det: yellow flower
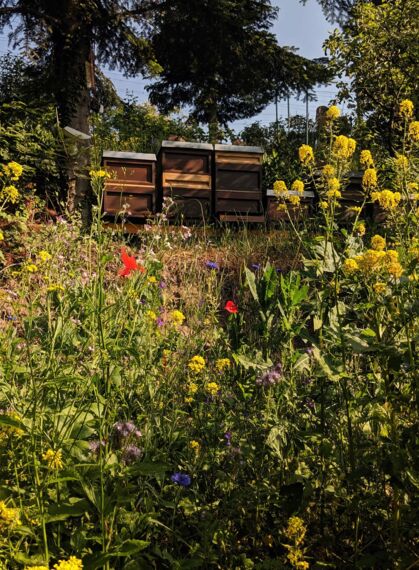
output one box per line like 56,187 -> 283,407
326,188 -> 341,200
288,194 -> 301,206
354,250 -> 386,273
188,355 -> 206,374
371,235 -> 386,251
171,310 -> 185,326
284,516 -> 307,546
38,250 -> 52,263
322,164 -> 335,178
407,182 -> 418,193
2,184 -> 20,203
333,135 -> 356,159
89,169 -> 110,179
215,358 -> 231,372
42,449 -> 64,470
0,230 -> 3,241
273,180 -> 288,197
147,276 -> 157,284
327,177 -> 341,192
399,99 -> 414,119
360,150 -> 374,169
145,310 -> 157,323
277,203 -> 287,212
53,557 -> 83,570
4,161 -> 23,180
0,500 -> 21,531
319,201 -> 328,209
24,263 -> 38,273
184,397 -> 194,404
408,121 -> 419,142
387,261 -> 403,279
395,154 -> 408,171
291,180 -> 304,193
348,206 -> 362,214
343,258 -> 359,273
373,282 -> 386,294
298,144 -> 314,165
47,284 -> 65,293
371,190 -> 401,210
206,382 -> 220,396
325,105 -> 341,120
355,222 -> 366,236
189,440 -> 200,453
362,168 -> 377,189
0,411 -> 24,439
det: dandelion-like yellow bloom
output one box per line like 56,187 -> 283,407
395,154 -> 408,171
188,355 -> 206,374
206,382 -> 220,396
0,500 -> 21,531
360,150 -> 374,169
343,258 -> 359,273
291,180 -> 304,193
215,358 -> 231,372
171,310 -> 185,326
355,222 -> 366,236
147,276 -> 157,284
362,168 -> 377,189
325,105 -> 341,120
399,99 -> 414,119
371,190 -> 401,210
288,194 -> 301,206
273,180 -> 288,197
322,164 -> 335,179
42,449 -> 64,470
53,557 -> 83,570
38,250 -> 52,263
2,184 -> 20,203
373,282 -> 386,294
371,235 -> 386,251
4,161 -> 23,181
333,135 -> 356,159
89,169 -> 110,179
189,440 -> 200,453
319,201 -> 328,209
298,144 -> 314,166
408,121 -> 419,142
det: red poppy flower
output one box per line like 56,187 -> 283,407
225,300 -> 238,314
118,248 -> 146,277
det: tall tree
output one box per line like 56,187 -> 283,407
0,0 -> 159,214
147,0 -> 328,142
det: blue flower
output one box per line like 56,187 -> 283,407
205,261 -> 219,270
171,472 -> 191,487
251,263 -> 261,271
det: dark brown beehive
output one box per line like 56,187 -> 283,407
102,151 -> 156,219
158,141 -> 213,222
213,144 -> 265,222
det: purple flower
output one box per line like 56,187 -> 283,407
256,362 -> 283,387
114,421 -> 137,437
305,346 -> 314,356
205,261 -> 219,270
251,263 -> 261,271
157,317 -> 164,327
89,440 -> 106,454
159,281 -> 166,289
171,472 -> 191,487
224,432 -> 232,446
122,444 -> 142,463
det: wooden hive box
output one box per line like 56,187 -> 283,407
214,144 -> 264,222
158,141 -> 213,222
266,189 -> 315,222
102,151 -> 156,219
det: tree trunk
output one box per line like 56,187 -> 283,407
208,99 -> 219,144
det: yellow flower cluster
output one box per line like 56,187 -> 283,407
408,121 -> 419,142
38,250 -> 52,263
171,310 -> 185,326
1,184 -> 20,203
395,154 -> 408,171
145,310 -> 157,323
273,180 -> 288,197
325,105 -> 341,120
399,99 -> 414,119
291,180 -> 304,193
332,135 -> 356,159
53,557 -> 83,570
0,500 -> 21,531
362,168 -> 377,189
371,190 -> 401,210
283,516 -> 309,570
215,358 -> 231,372
319,201 -> 328,210
322,164 -> 335,178
345,249 -> 403,279
288,195 -> 301,206
24,263 -> 38,273
89,169 -> 110,179
298,144 -> 314,166
371,235 -> 386,251
373,282 -> 386,294
355,222 -> 366,236
0,410 -> 23,441
188,355 -> 206,374
206,382 -> 220,396
348,206 -> 362,214
47,284 -> 65,293
189,440 -> 200,453
360,150 -> 374,169
3,161 -> 23,180
343,258 -> 359,273
42,449 -> 64,470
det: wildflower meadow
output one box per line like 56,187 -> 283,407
0,96 -> 417,570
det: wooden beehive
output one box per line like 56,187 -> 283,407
266,189 -> 315,222
214,144 -> 264,222
102,151 -> 156,219
158,141 -> 213,221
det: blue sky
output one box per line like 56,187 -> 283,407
0,0 -> 340,129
